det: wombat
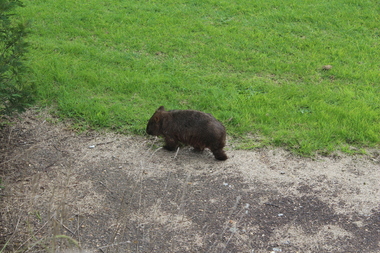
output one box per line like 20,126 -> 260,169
146,106 -> 228,160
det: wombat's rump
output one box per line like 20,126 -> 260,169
146,106 -> 228,160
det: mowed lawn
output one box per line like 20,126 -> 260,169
18,0 -> 380,155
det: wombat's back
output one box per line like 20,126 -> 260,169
169,109 -> 220,128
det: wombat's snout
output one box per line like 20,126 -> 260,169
146,129 -> 153,135
146,120 -> 157,136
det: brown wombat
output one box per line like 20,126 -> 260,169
146,106 -> 228,160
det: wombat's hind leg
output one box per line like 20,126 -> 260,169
212,149 -> 228,161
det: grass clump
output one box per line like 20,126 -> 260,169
17,0 -> 380,155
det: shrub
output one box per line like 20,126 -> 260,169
0,0 -> 34,116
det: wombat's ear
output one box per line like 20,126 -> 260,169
157,106 -> 165,112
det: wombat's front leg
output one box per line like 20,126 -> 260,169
163,136 -> 178,151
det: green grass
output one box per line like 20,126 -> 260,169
18,0 -> 380,155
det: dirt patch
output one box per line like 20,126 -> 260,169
1,109 -> 379,252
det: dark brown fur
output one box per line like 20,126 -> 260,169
146,106 -> 228,160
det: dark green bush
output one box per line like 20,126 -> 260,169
0,0 -> 34,116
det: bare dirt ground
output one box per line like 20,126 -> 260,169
1,109 -> 379,253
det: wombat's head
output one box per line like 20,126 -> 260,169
146,106 -> 165,136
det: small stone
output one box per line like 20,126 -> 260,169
229,227 -> 238,233
322,65 -> 333,70
88,145 -> 95,149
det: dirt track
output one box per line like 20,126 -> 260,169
1,110 -> 379,252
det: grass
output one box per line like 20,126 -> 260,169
17,0 -> 380,155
